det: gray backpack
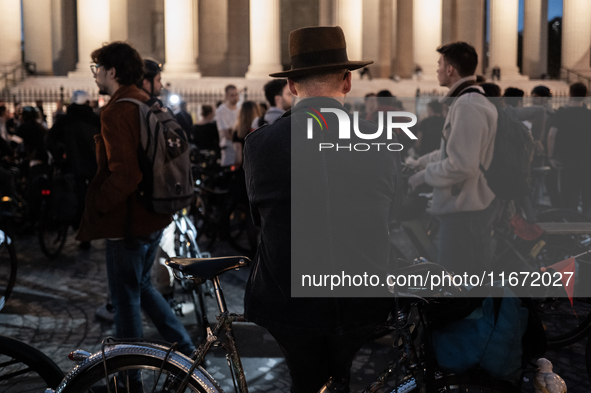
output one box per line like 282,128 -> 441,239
117,98 -> 194,214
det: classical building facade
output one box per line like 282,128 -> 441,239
0,0 -> 589,80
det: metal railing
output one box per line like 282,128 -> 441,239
0,85 -> 266,129
561,67 -> 591,91
0,63 -> 27,93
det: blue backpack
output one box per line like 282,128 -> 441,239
431,287 -> 538,382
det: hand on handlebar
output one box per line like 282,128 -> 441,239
404,156 -> 420,168
408,169 -> 426,191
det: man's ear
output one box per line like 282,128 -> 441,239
106,67 -> 117,81
142,78 -> 151,92
447,64 -> 455,77
288,79 -> 298,97
342,71 -> 352,95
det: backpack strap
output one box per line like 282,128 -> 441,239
457,87 -> 485,98
115,98 -> 145,106
456,88 -> 491,176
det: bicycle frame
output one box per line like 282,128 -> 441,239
174,275 -> 249,393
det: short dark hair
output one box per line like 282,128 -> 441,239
503,87 -> 524,98
480,83 -> 501,97
263,79 -> 288,106
201,105 -> 213,118
570,82 -> 587,98
531,85 -> 551,97
427,100 -> 443,115
224,85 -> 237,94
91,42 -> 144,86
436,42 -> 478,77
376,90 -> 394,98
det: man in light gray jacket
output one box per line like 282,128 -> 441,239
409,42 -> 498,275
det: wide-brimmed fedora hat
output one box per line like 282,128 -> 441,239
269,26 -> 373,78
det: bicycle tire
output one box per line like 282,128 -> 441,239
53,342 -> 222,393
0,229 -> 17,311
585,332 -> 591,383
527,237 -> 591,348
38,202 -> 68,260
0,334 -> 65,392
432,372 -> 521,392
382,371 -> 520,393
536,297 -> 591,349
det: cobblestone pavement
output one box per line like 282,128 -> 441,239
0,227 -> 589,392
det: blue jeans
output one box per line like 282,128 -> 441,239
105,230 -> 195,356
437,200 -> 499,276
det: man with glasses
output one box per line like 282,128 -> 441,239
77,41 -> 194,391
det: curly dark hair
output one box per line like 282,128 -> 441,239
91,42 -> 145,86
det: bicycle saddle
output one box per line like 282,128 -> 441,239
166,256 -> 250,279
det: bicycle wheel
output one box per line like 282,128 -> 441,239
432,372 -> 521,392
531,238 -> 591,348
382,371 -> 519,393
536,297 -> 591,349
53,342 -> 222,393
38,202 -> 68,260
0,229 -> 17,311
0,335 -> 64,392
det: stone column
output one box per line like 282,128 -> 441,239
362,0 -> 379,76
109,0 -> 128,42
334,0 -> 363,62
378,0 -> 395,78
455,0 -> 484,75
441,0 -> 456,46
164,0 -> 200,75
488,0 -> 523,79
523,0 -> 548,78
245,0 -> 281,79
22,0 -> 53,75
0,0 -> 23,67
71,0 -> 110,76
394,0 -> 413,78
561,0 -> 591,72
413,0 -> 442,78
319,0 -> 334,25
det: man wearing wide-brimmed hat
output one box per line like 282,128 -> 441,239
243,26 -> 403,392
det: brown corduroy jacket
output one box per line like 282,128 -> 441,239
76,85 -> 171,241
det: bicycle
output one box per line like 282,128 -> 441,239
48,257 -> 530,393
0,334 -> 64,392
2,161 -> 69,260
161,209 -> 214,343
36,168 -> 71,260
0,215 -> 17,312
192,155 -> 257,256
392,167 -> 591,349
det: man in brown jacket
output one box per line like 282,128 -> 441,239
76,43 -> 194,385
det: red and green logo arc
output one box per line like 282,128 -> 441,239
304,106 -> 329,130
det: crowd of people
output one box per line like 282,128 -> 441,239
1,27 -> 590,393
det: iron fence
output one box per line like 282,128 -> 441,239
0,85 -> 266,129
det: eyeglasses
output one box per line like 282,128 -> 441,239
90,64 -> 102,76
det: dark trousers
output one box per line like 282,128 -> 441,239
437,200 -> 499,275
267,326 -> 376,393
